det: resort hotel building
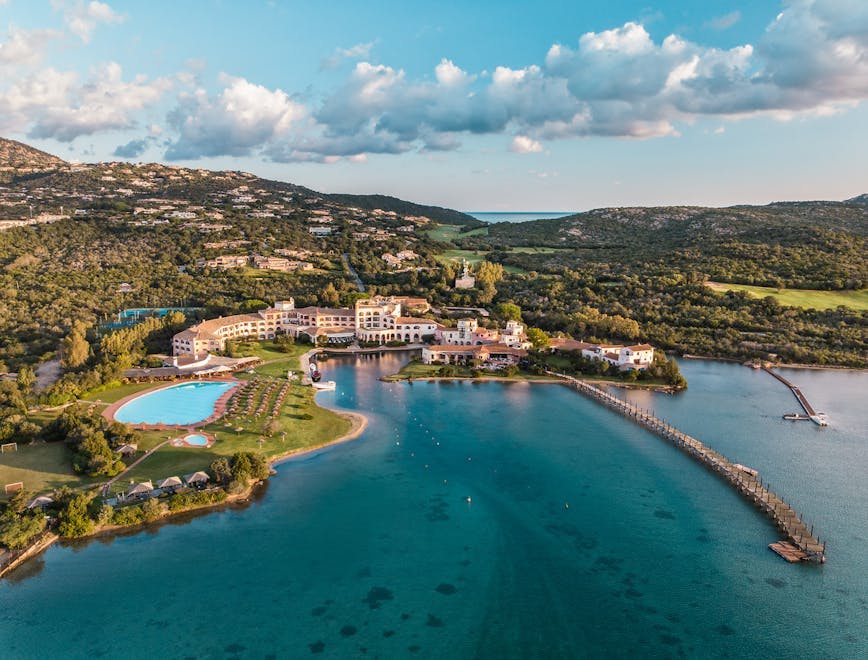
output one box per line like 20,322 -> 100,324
172,296 -> 435,356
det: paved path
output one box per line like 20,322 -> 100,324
342,252 -> 365,292
102,439 -> 171,496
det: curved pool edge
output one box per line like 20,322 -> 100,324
101,378 -> 240,429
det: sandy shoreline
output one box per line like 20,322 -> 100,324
270,410 -> 368,467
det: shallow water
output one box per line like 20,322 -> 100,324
1,356 -> 865,658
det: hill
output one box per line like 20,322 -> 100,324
485,202 -> 868,249
0,138 -> 66,182
324,193 -> 484,227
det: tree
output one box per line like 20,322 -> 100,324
320,282 -> 340,306
493,302 -> 522,322
0,510 -> 46,550
526,327 -> 551,349
230,452 -> 253,483
57,493 -> 95,538
62,322 -> 90,369
141,499 -> 163,522
16,365 -> 35,397
210,457 -> 232,485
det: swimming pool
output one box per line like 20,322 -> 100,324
183,434 -> 209,446
114,381 -> 237,426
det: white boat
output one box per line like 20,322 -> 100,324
312,380 -> 336,391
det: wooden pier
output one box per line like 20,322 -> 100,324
762,367 -> 826,424
548,372 -> 826,564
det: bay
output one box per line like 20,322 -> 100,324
0,356 -> 865,658
465,212 -> 573,223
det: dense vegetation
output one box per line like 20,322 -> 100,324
324,193 -> 485,227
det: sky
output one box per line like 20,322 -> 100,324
1,0 -> 867,211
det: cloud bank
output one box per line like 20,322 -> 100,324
2,0 -> 867,164
160,0 -> 868,162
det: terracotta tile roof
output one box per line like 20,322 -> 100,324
626,344 -> 654,351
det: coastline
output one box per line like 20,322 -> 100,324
381,373 -> 677,392
1,389 -> 369,581
682,354 -> 867,371
270,410 -> 368,467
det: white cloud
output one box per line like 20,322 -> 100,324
321,41 -> 376,70
165,74 -> 306,159
435,58 -> 473,87
0,63 -> 173,140
53,0 -> 124,43
510,135 -> 543,153
146,0 -> 868,161
705,11 -> 742,31
0,26 -> 61,68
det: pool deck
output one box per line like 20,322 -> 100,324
102,378 -> 240,430
171,431 -> 217,448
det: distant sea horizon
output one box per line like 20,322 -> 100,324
465,211 -> 574,223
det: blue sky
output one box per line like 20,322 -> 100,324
1,1 -> 866,210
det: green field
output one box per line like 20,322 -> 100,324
707,282 -> 868,311
434,249 -> 526,275
426,224 -> 488,242
0,442 -> 96,496
508,246 -> 572,254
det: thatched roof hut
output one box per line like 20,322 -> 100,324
157,476 -> 183,490
183,471 -> 209,486
126,481 -> 154,497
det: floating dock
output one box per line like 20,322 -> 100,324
548,372 -> 826,564
763,367 -> 828,425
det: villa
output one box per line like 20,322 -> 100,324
421,343 -> 527,369
549,337 -> 655,370
436,318 -> 531,350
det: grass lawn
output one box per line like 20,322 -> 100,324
81,381 -> 164,404
508,246 -> 572,254
0,442 -> 95,498
707,282 -> 868,311
434,249 -> 526,274
426,224 -> 488,242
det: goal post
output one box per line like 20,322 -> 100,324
4,482 -> 24,495
0,442 -> 17,454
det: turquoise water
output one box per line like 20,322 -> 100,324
466,211 -> 574,223
184,434 -> 209,446
113,381 -> 236,426
1,356 -> 865,658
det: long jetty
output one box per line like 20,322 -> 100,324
548,372 -> 826,563
762,367 -> 818,418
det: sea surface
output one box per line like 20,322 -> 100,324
1,356 -> 866,658
466,211 -> 573,223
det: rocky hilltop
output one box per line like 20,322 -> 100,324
0,138 -> 67,182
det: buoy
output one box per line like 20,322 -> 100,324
466,497 -> 472,503
565,503 -> 570,509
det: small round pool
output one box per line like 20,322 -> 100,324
184,434 -> 209,446
114,381 -> 237,426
